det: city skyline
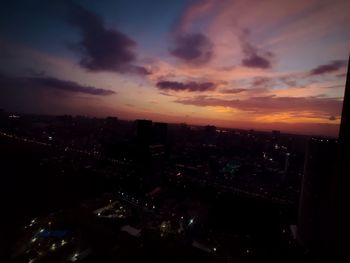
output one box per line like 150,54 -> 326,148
1,0 -> 349,137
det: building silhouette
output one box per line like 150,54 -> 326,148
297,137 -> 337,253
334,55 -> 350,259
297,56 -> 349,259
153,122 -> 168,145
134,120 -> 168,193
136,119 -> 152,146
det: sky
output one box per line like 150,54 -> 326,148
0,0 -> 349,137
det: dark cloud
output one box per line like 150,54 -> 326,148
175,95 -> 342,116
220,88 -> 247,94
309,60 -> 347,76
170,33 -> 213,64
239,29 -> 274,69
242,53 -> 272,69
65,0 -> 149,74
156,80 -> 216,92
329,115 -> 336,121
0,73 -> 115,96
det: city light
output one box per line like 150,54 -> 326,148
51,243 -> 56,251
71,253 -> 80,262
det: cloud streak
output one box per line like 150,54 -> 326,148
220,88 -> 247,94
0,73 -> 116,96
309,60 -> 347,76
156,80 -> 216,92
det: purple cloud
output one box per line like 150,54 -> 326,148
239,28 -> 274,69
156,80 -> 216,92
310,60 -> 347,76
0,73 -> 115,96
242,53 -> 272,69
65,0 -> 149,74
170,33 -> 213,64
220,88 -> 247,94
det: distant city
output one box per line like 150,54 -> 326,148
1,82 -> 347,263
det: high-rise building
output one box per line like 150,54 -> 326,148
136,119 -> 152,146
272,130 -> 281,141
297,137 -> 337,253
204,125 -> 216,144
333,56 -> 349,259
297,56 -> 349,259
134,120 -> 168,193
153,122 -> 168,145
284,152 -> 290,174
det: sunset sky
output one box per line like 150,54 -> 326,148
0,0 -> 349,136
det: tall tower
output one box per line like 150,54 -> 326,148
284,152 -> 290,174
334,55 -> 350,259
134,120 -> 167,193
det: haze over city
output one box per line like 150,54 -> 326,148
1,0 -> 349,136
